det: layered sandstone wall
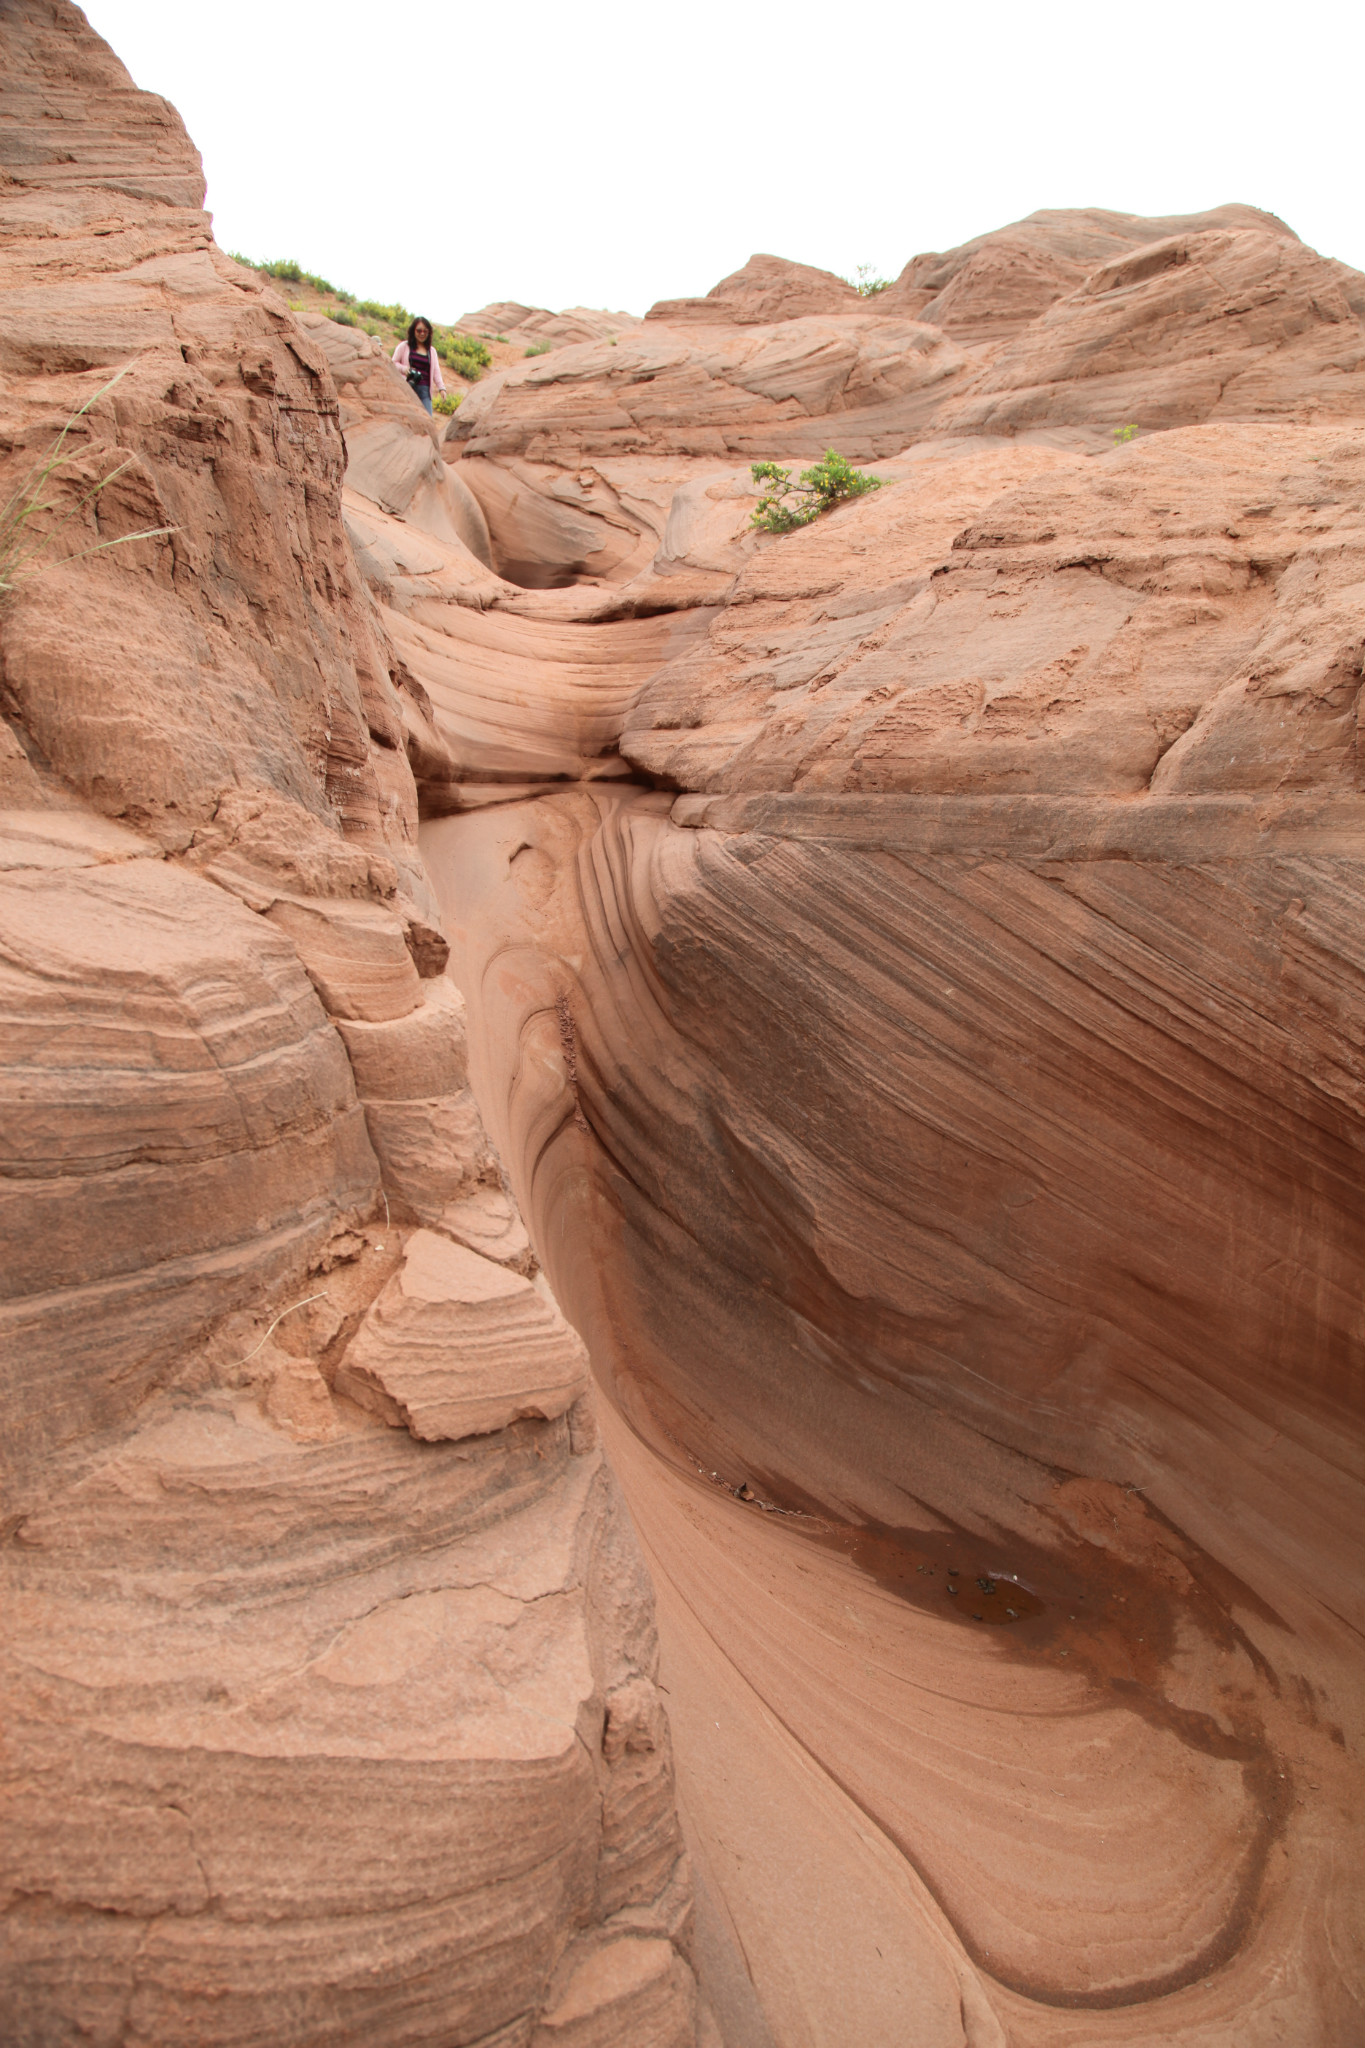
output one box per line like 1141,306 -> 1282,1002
391,186 -> 1360,2048
0,5 -> 701,2043
4,1 -> 1363,2042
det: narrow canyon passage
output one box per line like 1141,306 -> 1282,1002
394,280 -> 1365,2041
421,773 -> 1362,2047
4,26 -> 1361,2029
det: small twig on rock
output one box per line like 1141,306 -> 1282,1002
236,1292 -> 331,1368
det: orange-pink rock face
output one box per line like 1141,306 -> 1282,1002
0,6 -> 701,2045
3,2 -> 1364,2044
414,203 -> 1363,2048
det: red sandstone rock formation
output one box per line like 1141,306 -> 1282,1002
4,3 -> 1363,2044
876,204 -> 1301,339
647,252 -> 865,328
454,301 -> 645,352
414,196 -> 1362,2048
0,6 -> 702,2044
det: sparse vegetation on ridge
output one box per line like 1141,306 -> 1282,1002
237,255 -> 354,300
848,263 -> 892,297
228,254 -> 493,381
750,449 -> 884,534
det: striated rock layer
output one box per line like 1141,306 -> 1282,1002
4,3 -> 1363,2044
409,209 -> 1363,2048
0,6 -> 701,2045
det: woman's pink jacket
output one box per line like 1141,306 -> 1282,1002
391,340 -> 447,393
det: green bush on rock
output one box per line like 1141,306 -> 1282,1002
436,331 -> 492,379
750,449 -> 883,534
850,263 -> 892,297
355,297 -> 410,328
231,255 -> 354,302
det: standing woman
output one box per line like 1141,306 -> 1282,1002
392,317 -> 446,414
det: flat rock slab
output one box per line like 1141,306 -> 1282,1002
336,1228 -> 588,1440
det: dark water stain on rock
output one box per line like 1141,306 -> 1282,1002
686,1454 -> 1300,2008
820,1521 -> 1046,1626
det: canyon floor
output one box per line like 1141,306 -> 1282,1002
2,5 -> 1363,2045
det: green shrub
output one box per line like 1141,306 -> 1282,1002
524,340 -> 552,358
750,449 -> 883,534
849,263 -> 891,297
329,307 -> 356,327
432,390 -> 462,416
356,298 -> 411,328
230,256 -> 360,302
1113,422 -> 1139,445
435,331 -> 492,380
270,259 -> 333,292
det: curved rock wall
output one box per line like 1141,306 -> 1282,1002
411,208 -> 1364,2048
1,6 -> 700,2043
6,2 -> 1363,2042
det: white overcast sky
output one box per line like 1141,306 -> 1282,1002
83,0 -> 1360,323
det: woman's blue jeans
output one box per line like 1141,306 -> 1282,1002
417,387 -> 433,414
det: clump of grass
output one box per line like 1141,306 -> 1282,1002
749,449 -> 883,535
432,391 -> 462,416
848,263 -> 891,297
356,297 -> 411,328
230,254 -> 354,302
0,370 -> 176,609
524,340 -> 552,358
1113,423 -> 1139,444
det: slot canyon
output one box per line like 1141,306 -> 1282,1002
1,4 -> 1362,2044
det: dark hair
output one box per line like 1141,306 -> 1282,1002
406,316 -> 433,350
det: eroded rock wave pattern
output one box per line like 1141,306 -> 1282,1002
3,2 -> 1362,2044
404,151 -> 1358,2048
